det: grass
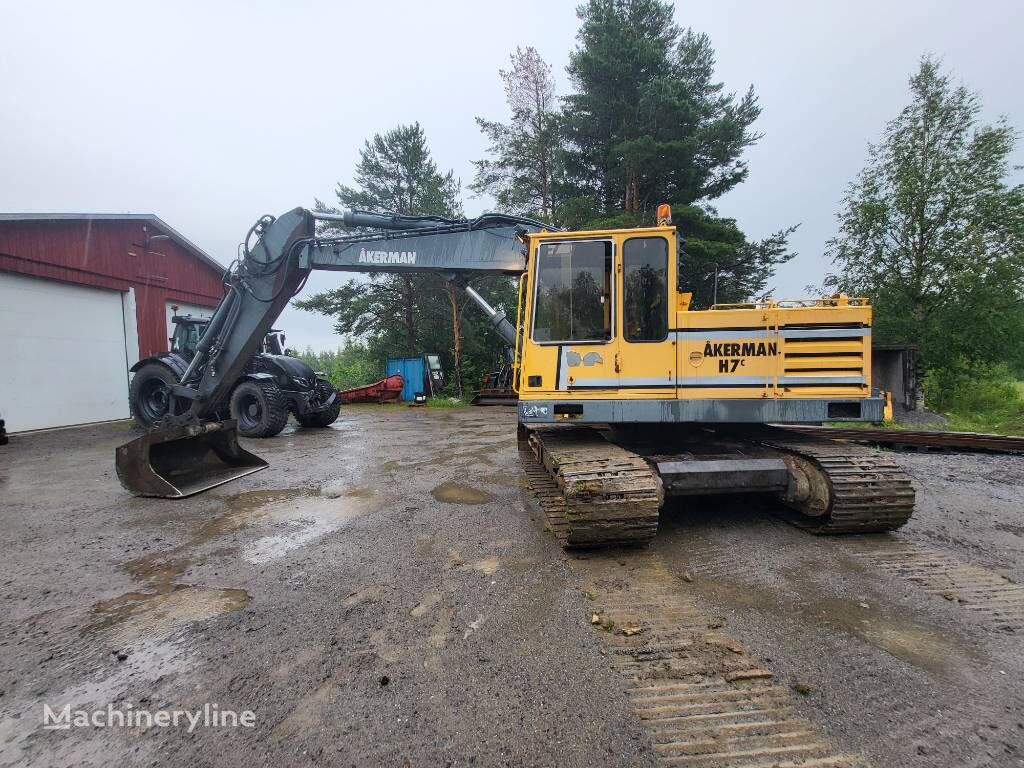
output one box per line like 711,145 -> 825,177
923,366 -> 1024,436
944,408 -> 1024,436
824,419 -> 903,430
828,374 -> 1024,437
425,397 -> 468,409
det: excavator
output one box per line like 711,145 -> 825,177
115,205 -> 915,546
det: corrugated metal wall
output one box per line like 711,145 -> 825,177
386,357 -> 426,400
0,219 -> 224,357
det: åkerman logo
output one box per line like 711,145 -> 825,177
702,341 -> 778,358
358,248 -> 417,265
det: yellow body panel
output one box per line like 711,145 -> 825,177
516,226 -> 872,406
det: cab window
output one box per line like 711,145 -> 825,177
532,240 -> 613,343
623,237 -> 668,342
172,323 -> 202,356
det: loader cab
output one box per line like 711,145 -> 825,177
170,316 -> 209,360
517,223 -> 678,401
263,330 -> 287,356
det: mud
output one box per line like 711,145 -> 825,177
430,480 -> 495,504
87,586 -> 252,639
1,409 -> 1023,767
0,409 -> 650,767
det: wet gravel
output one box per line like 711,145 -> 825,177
0,409 -> 653,768
1,409 -> 1022,767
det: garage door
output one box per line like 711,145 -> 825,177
0,272 -> 131,432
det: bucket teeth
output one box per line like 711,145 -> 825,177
116,420 -> 267,498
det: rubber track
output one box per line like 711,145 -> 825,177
758,435 -> 915,533
519,427 -> 660,548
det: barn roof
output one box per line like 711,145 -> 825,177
0,212 -> 224,275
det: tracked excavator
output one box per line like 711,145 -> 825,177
115,205 -> 914,545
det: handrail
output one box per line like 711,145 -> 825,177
710,296 -> 870,310
512,272 -> 527,394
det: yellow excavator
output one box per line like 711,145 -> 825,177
116,205 -> 914,547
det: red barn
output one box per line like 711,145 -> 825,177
0,213 -> 225,432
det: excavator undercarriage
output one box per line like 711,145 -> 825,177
520,425 -> 914,548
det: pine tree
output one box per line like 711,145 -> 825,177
472,47 -> 560,220
560,0 -> 761,216
297,123 -> 463,381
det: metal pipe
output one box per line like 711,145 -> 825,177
179,286 -> 238,384
464,284 -> 517,347
312,208 -> 445,231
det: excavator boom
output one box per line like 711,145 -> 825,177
116,207 -> 544,497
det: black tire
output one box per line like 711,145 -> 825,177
130,363 -> 179,428
296,398 -> 341,428
229,379 -> 289,438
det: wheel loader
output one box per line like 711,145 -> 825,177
115,205 -> 913,544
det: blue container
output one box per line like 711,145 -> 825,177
385,357 -> 425,401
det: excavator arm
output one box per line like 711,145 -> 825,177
116,207 -> 546,498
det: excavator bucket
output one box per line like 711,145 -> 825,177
115,420 -> 267,498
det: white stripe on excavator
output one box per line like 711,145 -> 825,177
780,375 -> 865,384
564,374 -> 866,388
673,328 -> 871,340
570,377 -> 674,387
782,328 -> 871,339
675,330 -> 772,340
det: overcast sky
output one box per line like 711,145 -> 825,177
3,1 -> 1022,351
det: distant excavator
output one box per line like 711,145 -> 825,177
116,205 -> 914,546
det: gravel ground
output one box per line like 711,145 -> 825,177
1,407 -> 1022,767
1,408 -> 653,768
653,445 -> 1024,768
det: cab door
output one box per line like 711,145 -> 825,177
617,234 -> 675,395
528,238 -> 620,394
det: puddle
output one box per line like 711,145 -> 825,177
237,486 -> 381,564
686,571 -> 971,676
411,592 -> 442,618
465,556 -> 500,575
430,481 -> 494,505
0,638 -> 186,765
197,488 -> 316,543
87,585 -> 250,640
122,551 -> 194,586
